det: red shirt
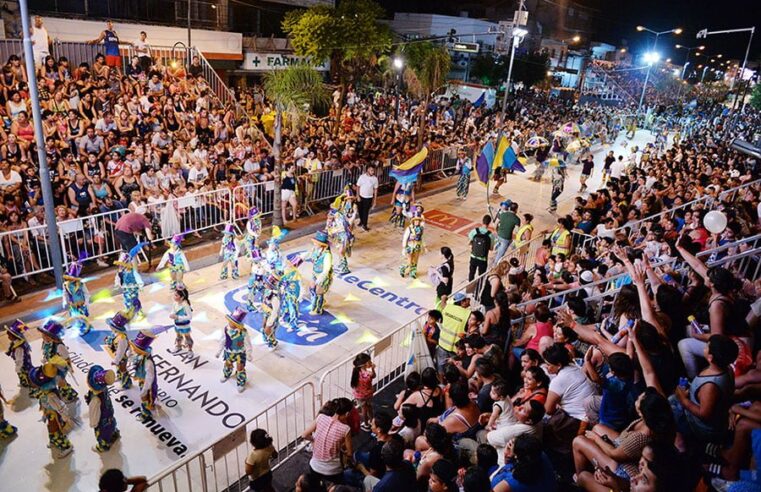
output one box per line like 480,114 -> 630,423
115,212 -> 151,233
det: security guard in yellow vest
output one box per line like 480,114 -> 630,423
435,292 -> 471,375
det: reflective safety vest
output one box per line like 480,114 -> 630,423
551,227 -> 571,256
438,303 -> 470,353
515,223 -> 534,247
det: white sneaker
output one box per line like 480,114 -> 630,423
96,260 -> 109,268
237,385 -> 245,393
220,376 -> 229,383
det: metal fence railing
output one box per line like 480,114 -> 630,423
148,382 -> 317,492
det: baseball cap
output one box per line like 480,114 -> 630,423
500,200 -> 512,208
580,270 -> 594,284
452,292 -> 467,303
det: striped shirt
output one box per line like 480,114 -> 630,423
310,414 -> 350,475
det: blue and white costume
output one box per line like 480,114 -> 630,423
157,234 -> 190,290
216,308 -> 253,393
219,224 -> 240,280
62,259 -> 92,336
114,243 -> 146,317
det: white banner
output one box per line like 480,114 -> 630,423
242,52 -> 330,72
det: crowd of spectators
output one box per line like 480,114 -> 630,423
288,101 -> 761,492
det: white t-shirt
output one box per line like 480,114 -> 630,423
610,160 -> 626,179
188,166 -> 209,184
548,365 -> 595,420
356,173 -> 378,199
0,170 -> 22,187
134,39 -> 151,58
31,26 -> 49,56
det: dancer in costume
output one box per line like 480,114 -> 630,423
389,181 -> 414,229
130,330 -> 158,420
260,273 -> 282,349
280,266 -> 302,332
4,320 -> 33,389
303,230 -> 333,315
455,148 -> 473,200
216,307 -> 253,393
37,320 -> 78,403
62,257 -> 92,335
264,226 -> 288,275
170,286 -> 194,353
114,243 -> 146,317
86,365 -> 120,452
219,224 -> 240,280
0,383 -> 17,439
246,249 -> 266,311
29,363 -> 74,458
157,234 -> 190,289
104,311 -> 133,389
549,163 -> 567,213
327,191 -> 356,275
400,203 -> 425,279
243,206 -> 262,261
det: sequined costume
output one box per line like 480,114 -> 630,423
243,207 -> 263,261
549,165 -> 566,213
29,364 -> 74,458
401,204 -> 425,279
172,300 -> 194,352
303,230 -> 333,315
219,224 -> 240,280
0,384 -> 17,439
157,234 -> 190,290
62,258 -> 92,335
260,274 -> 282,349
130,331 -> 158,420
326,196 -> 355,275
104,311 -> 133,389
4,320 -> 33,389
216,308 -> 253,393
38,320 -> 78,403
280,268 -> 302,332
85,365 -> 120,452
390,182 -> 414,229
455,155 -> 472,199
114,243 -> 147,317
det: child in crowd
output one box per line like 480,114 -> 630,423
423,309 -> 442,358
582,350 -> 637,431
351,353 -> 376,432
245,429 -> 277,492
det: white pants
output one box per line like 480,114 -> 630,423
678,337 -> 706,379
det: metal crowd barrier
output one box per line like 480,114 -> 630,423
231,182 -> 275,224
148,382 -> 317,492
0,221 -> 55,280
57,207 -> 131,267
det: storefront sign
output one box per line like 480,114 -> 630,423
243,52 -> 330,72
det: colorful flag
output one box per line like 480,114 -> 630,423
472,92 -> 485,108
475,141 -> 495,185
493,136 -> 524,172
390,147 -> 428,185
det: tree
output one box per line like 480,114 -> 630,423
511,51 -> 550,89
262,65 -> 329,226
401,41 -> 452,147
750,83 -> 761,111
282,0 -> 392,134
470,53 -> 508,86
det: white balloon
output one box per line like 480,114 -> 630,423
703,210 -> 727,234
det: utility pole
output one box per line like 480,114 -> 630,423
500,0 -> 528,123
187,0 -> 192,48
696,26 -> 755,111
19,0 -> 64,288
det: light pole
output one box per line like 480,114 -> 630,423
19,0 -> 64,288
501,27 -> 528,121
636,25 -> 682,111
187,0 -> 192,48
696,26 -> 755,111
393,56 -> 404,122
675,43 -> 705,79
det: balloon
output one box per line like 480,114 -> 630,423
703,211 -> 727,234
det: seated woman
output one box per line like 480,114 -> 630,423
401,367 -> 444,426
418,380 -> 480,450
572,388 -> 675,486
490,435 -> 558,492
403,423 -> 456,489
512,366 -> 550,407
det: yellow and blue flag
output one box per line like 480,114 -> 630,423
390,147 -> 428,185
493,136 -> 525,172
476,141 -> 495,185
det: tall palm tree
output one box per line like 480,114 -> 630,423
263,65 -> 329,226
402,42 -> 451,148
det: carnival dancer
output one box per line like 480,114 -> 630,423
170,286 -> 194,353
455,148 -> 473,200
243,206 -> 263,261
549,162 -> 567,213
114,243 -> 147,318
327,194 -> 355,275
104,311 -> 133,389
400,203 -> 426,279
246,249 -> 266,311
37,320 -> 78,403
280,265 -> 302,332
216,307 -> 253,393
389,181 -> 414,229
265,226 -> 288,275
62,256 -> 92,335
4,320 -> 33,389
0,383 -> 17,439
260,272 -> 282,349
129,330 -> 158,420
85,365 -> 120,452
219,224 -> 241,280
29,363 -> 75,458
157,233 -> 190,290
302,230 -> 333,315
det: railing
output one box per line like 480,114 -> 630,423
191,47 -> 242,115
148,382 -> 317,492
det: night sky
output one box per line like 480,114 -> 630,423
376,0 -> 759,65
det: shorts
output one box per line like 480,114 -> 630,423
435,346 -> 454,374
281,189 -> 296,201
248,470 -> 272,492
106,55 -> 122,67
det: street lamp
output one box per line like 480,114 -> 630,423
675,44 -> 705,79
636,25 -> 682,111
392,56 -> 404,121
501,27 -> 529,120
571,35 -> 581,43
